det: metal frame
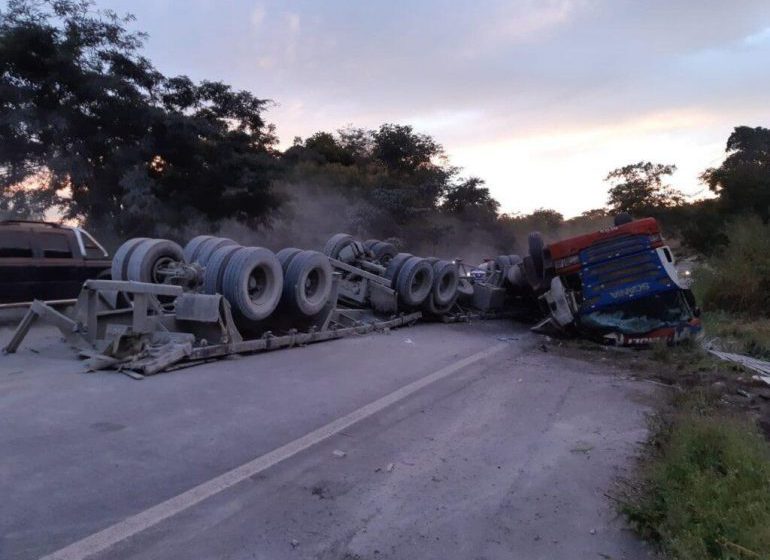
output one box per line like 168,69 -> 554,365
3,278 -> 422,377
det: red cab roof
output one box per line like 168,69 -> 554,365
548,217 -> 660,261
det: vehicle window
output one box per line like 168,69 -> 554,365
0,232 -> 34,258
39,232 -> 73,259
80,230 -> 107,258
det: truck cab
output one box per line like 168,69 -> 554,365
532,217 -> 701,344
0,220 -> 111,304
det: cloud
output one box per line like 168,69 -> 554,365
744,26 -> 770,46
97,0 -> 770,215
250,4 -> 266,27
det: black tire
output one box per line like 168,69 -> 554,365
431,260 -> 459,306
323,233 -> 354,259
370,241 -> 397,264
111,237 -> 150,281
523,255 -> 546,292
363,239 -> 380,251
384,253 -> 413,285
276,247 -> 302,269
457,278 -> 474,302
126,239 -> 185,283
202,244 -> 242,295
425,257 -> 440,265
508,254 -> 523,266
396,257 -> 434,307
614,212 -> 633,226
282,250 -> 333,317
195,237 -> 237,267
423,291 -> 457,316
222,247 -> 283,322
528,232 -> 545,280
183,235 -> 215,264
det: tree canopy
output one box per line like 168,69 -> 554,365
702,126 -> 770,223
605,162 -> 683,215
0,0 -> 281,238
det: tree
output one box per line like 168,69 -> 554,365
0,0 -> 281,238
701,126 -> 770,223
605,162 -> 683,214
442,177 -> 499,218
528,208 -> 564,232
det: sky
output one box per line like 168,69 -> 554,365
98,0 -> 770,217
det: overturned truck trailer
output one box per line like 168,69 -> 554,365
4,232 -> 521,376
2,216 -> 700,376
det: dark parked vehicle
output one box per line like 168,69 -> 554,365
0,220 -> 111,304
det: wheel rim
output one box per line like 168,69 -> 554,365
438,273 -> 452,296
412,269 -> 428,293
304,268 -> 321,301
151,256 -> 175,284
247,266 -> 269,303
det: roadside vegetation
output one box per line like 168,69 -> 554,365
623,393 -> 770,560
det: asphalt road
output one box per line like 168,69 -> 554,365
0,320 -> 658,560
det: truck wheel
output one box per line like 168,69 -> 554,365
111,237 -> 150,281
323,233 -> 354,259
363,239 -> 380,251
528,232 -> 545,280
396,257 -> 434,307
523,254 -> 546,292
384,253 -> 413,285
195,237 -> 237,267
282,250 -> 333,317
183,235 -> 215,264
276,247 -> 302,269
126,239 -> 185,283
425,257 -> 440,265
222,247 -> 283,322
423,292 -> 456,316
202,244 -> 242,295
457,278 -> 474,302
371,241 -> 397,264
431,260 -> 459,306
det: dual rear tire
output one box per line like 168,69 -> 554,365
111,238 -> 184,283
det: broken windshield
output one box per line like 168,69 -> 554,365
579,290 -> 694,335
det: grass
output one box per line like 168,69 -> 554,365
622,393 -> 770,559
702,312 -> 770,361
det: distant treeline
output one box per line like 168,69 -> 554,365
1,1 -> 768,257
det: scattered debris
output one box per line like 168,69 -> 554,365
290,539 -> 299,548
705,347 -> 770,386
386,462 -> 395,472
570,442 -> 594,454
332,449 -> 347,458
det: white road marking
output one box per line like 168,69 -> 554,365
41,342 -> 510,560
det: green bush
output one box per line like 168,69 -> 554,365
693,217 -> 770,316
624,411 -> 770,559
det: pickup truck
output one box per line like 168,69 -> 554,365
0,220 -> 111,304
